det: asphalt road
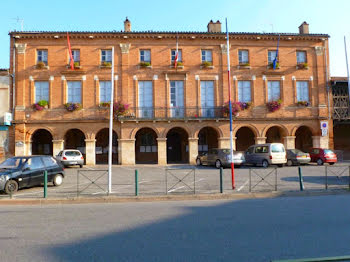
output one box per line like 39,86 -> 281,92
1,195 -> 350,262
1,162 -> 350,198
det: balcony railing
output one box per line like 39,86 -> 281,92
118,107 -> 226,120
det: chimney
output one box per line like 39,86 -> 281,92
298,21 -> 309,34
207,20 -> 222,33
124,17 -> 131,32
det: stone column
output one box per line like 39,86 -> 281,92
15,124 -> 26,156
255,137 -> 267,144
84,139 -> 96,165
188,138 -> 199,165
52,139 -> 64,157
312,136 -> 329,149
218,137 -> 236,150
25,141 -> 32,156
283,136 -> 296,149
157,138 -> 167,165
119,138 -> 135,165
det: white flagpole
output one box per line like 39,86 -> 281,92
108,46 -> 115,194
344,36 -> 350,106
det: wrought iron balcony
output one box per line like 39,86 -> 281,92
117,107 -> 227,120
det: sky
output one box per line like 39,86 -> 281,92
0,0 -> 349,76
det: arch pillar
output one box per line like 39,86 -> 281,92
52,139 -> 64,157
85,139 -> 96,165
188,138 -> 198,165
25,141 -> 32,156
119,138 -> 135,165
157,138 -> 167,165
218,137 -> 236,150
312,136 -> 329,149
283,136 -> 296,149
255,137 -> 267,144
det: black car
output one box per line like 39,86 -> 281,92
0,155 -> 65,194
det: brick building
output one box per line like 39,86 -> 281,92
9,19 -> 332,165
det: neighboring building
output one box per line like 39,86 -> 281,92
0,69 -> 10,161
9,19 -> 332,165
331,77 -> 350,160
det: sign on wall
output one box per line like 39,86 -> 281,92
4,112 -> 12,126
320,121 -> 328,136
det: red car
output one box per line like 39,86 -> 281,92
309,148 -> 337,165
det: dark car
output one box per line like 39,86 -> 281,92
0,155 -> 65,194
309,148 -> 337,165
196,148 -> 245,168
286,149 -> 311,166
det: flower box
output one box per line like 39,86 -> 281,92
36,62 -> 49,70
296,63 -> 309,70
99,102 -> 111,109
238,63 -> 251,69
171,61 -> 184,69
268,62 -> 280,70
100,62 -> 112,68
296,100 -> 310,107
266,100 -> 282,112
237,102 -> 252,110
222,101 -> 241,117
113,101 -> 130,119
33,100 -> 49,111
64,103 -> 82,112
139,62 -> 152,68
200,61 -> 214,69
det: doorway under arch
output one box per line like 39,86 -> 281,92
167,127 -> 189,164
135,128 -> 158,164
236,127 -> 255,151
198,127 -> 218,154
295,126 -> 313,152
64,129 -> 86,160
96,128 -> 118,164
31,129 -> 53,155
266,126 -> 286,144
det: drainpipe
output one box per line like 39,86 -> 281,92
323,39 -> 331,121
12,38 -> 16,114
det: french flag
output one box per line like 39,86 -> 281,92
67,32 -> 74,70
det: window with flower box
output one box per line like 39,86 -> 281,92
101,50 -> 112,63
37,50 -> 48,65
67,81 -> 81,103
99,81 -> 112,103
267,81 -> 280,101
238,81 -> 251,102
201,50 -> 212,62
35,81 -> 49,102
70,50 -> 80,66
140,50 -> 151,62
238,50 -> 249,64
171,49 -> 182,62
268,50 -> 277,64
296,81 -> 309,102
296,51 -> 307,64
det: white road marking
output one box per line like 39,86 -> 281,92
168,178 -> 204,193
237,179 -> 249,192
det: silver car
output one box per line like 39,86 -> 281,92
56,149 -> 84,168
196,148 -> 245,168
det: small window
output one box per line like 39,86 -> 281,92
101,50 -> 112,63
238,50 -> 249,64
64,151 -> 81,156
140,50 -> 151,62
34,81 -> 49,103
268,50 -> 277,64
297,51 -> 307,64
201,50 -> 212,62
296,81 -> 309,102
70,50 -> 80,64
37,50 -> 48,65
26,157 -> 44,170
268,81 -> 281,101
171,50 -> 182,62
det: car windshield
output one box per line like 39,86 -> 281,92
290,149 -> 302,154
0,157 -> 25,168
324,149 -> 334,154
65,151 -> 81,156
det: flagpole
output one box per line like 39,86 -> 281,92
108,46 -> 115,194
344,36 -> 350,114
226,18 -> 235,190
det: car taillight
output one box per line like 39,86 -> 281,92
81,156 -> 84,160
269,156 -> 272,159
63,157 -> 67,160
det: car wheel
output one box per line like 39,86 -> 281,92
329,162 -> 335,165
53,174 -> 63,186
5,180 -> 18,194
317,159 -> 323,166
196,158 -> 201,166
262,160 -> 269,168
287,160 -> 293,166
79,164 -> 83,168
215,160 -> 222,169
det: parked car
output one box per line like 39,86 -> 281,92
286,149 -> 311,166
244,143 -> 287,168
309,148 -> 337,165
196,148 -> 245,168
56,149 -> 84,168
0,155 -> 65,194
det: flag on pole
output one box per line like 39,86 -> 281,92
273,34 -> 280,70
67,32 -> 74,70
174,34 -> 179,69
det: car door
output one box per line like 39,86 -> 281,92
207,149 -> 218,165
244,146 -> 254,164
42,156 -> 60,181
25,157 -> 46,186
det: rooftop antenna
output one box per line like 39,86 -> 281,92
12,17 -> 24,31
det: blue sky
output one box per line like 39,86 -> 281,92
1,0 -> 349,76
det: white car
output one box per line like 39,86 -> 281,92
56,149 -> 84,168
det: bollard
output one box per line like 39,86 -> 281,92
44,170 -> 48,198
298,167 -> 304,191
135,169 -> 138,196
325,166 -> 328,190
220,167 -> 223,193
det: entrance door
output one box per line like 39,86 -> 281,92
167,132 -> 182,162
201,81 -> 214,117
170,81 -> 184,118
138,81 -> 153,118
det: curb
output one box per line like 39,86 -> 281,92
0,190 -> 349,205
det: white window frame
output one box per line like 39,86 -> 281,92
296,81 -> 309,102
67,81 -> 82,103
268,50 -> 277,64
34,81 -> 49,102
267,81 -> 281,101
238,50 -> 249,64
170,81 -> 184,117
101,50 -> 112,63
296,51 -> 307,64
171,49 -> 182,62
138,81 -> 153,118
37,50 -> 48,65
238,81 -> 251,102
201,50 -> 212,62
200,80 -> 215,117
140,50 -> 151,62
99,81 -> 112,103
